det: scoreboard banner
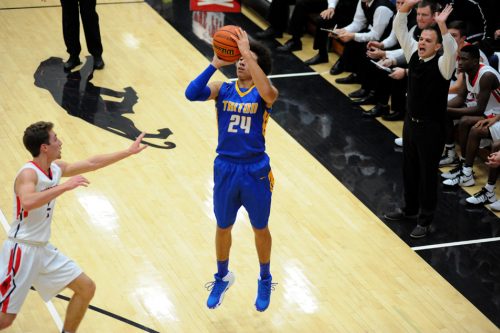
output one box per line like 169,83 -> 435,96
190,0 -> 241,13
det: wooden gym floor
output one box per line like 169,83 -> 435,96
0,0 -> 498,332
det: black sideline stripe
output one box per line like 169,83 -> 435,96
29,287 -> 159,333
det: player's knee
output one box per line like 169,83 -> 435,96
470,125 -> 487,138
216,225 -> 233,234
75,276 -> 96,301
253,225 -> 271,237
0,313 -> 16,330
84,279 -> 96,301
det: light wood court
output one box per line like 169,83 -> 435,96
0,2 -> 497,332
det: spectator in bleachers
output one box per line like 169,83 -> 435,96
360,0 -> 421,118
275,0 -> 330,52
331,0 -> 396,102
353,0 -> 436,109
303,0 -> 358,67
255,0 -> 296,39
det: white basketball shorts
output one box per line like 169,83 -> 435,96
0,240 -> 82,314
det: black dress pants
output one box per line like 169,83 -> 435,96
312,0 -> 358,53
61,0 -> 103,57
288,0 -> 327,38
370,70 -> 408,111
267,0 -> 296,33
339,40 -> 367,74
402,117 -> 445,225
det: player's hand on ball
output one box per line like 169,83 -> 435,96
233,28 -> 250,56
211,54 -> 236,68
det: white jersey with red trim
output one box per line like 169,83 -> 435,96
8,162 -> 62,243
465,64 -> 500,116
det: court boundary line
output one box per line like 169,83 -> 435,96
0,0 -> 144,11
412,237 -> 500,251
0,209 -> 159,333
54,294 -> 160,333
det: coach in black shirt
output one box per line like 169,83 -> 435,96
384,0 -> 457,238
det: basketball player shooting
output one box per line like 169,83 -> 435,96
185,27 -> 278,312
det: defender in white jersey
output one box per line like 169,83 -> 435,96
0,122 -> 146,332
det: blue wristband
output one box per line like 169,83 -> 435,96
185,64 -> 217,101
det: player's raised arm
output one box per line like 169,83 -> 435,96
185,53 -> 234,102
57,132 -> 147,177
233,28 -> 278,106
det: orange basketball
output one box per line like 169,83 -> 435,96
212,25 -> 241,62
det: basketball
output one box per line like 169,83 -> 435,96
213,25 -> 241,62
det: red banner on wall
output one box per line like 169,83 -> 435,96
190,0 -> 241,13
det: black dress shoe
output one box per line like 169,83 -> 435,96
351,92 -> 376,105
335,73 -> 359,84
329,59 -> 344,75
362,103 -> 390,118
276,39 -> 302,52
304,53 -> 328,65
410,224 -> 432,238
383,208 -> 418,221
63,56 -> 81,72
93,56 -> 105,70
348,88 -> 368,99
382,111 -> 405,121
255,27 -> 283,39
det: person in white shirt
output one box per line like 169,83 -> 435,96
383,0 -> 457,239
332,0 -> 395,91
303,0 -> 358,67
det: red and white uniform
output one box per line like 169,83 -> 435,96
464,64 -> 500,117
0,162 -> 81,314
9,162 -> 62,243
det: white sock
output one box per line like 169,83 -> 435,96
485,183 -> 495,192
462,166 -> 472,176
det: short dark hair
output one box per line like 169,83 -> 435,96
460,44 -> 480,60
447,20 -> 466,38
423,24 -> 443,44
249,41 -> 272,75
23,121 -> 53,157
418,0 -> 440,15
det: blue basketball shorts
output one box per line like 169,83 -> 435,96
213,154 -> 274,229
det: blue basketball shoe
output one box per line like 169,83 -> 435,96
205,271 -> 235,309
255,275 -> 277,312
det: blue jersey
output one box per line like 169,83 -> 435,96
215,81 -> 272,161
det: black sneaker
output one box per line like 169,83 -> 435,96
383,209 -> 418,221
410,224 -> 431,238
